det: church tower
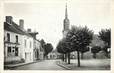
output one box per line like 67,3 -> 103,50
63,2 -> 70,38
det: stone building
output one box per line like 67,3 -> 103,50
28,29 -> 44,60
37,40 -> 44,60
4,16 -> 43,64
4,16 -> 23,63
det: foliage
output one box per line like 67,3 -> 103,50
56,39 -> 71,54
66,26 -> 93,66
40,39 -> 46,48
56,40 -> 66,62
56,38 -> 72,64
57,26 -> 93,65
91,46 -> 101,54
98,29 -> 111,58
80,47 -> 90,59
98,29 -> 111,48
44,43 -> 53,56
91,46 -> 101,58
56,40 -> 66,54
80,47 -> 90,53
40,39 -> 53,56
66,26 -> 93,52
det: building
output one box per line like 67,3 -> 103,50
62,3 -> 70,38
28,30 -> 44,60
4,16 -> 43,64
56,3 -> 71,59
21,33 -> 34,63
37,40 -> 44,60
47,50 -> 57,59
13,19 -> 34,63
4,16 -> 23,64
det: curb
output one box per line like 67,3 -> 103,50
4,60 -> 43,69
56,61 -> 71,70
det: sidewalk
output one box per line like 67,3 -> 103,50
56,61 -> 71,70
56,59 -> 110,70
4,60 -> 43,70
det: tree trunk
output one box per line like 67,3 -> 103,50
68,52 -> 70,64
62,54 -> 64,61
77,51 -> 80,67
81,53 -> 84,59
93,53 -> 96,59
65,53 -> 67,63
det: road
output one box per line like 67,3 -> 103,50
12,60 -> 65,70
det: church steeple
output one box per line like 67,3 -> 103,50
63,0 -> 70,38
65,2 -> 68,19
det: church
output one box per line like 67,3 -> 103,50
62,3 -> 70,38
62,2 -> 107,59
62,2 -> 77,59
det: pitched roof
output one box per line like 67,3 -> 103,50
4,21 -> 32,37
12,22 -> 32,37
4,22 -> 24,35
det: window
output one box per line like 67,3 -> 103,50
15,47 -> 18,56
25,40 -> 26,48
7,33 -> 10,42
16,35 -> 18,43
8,47 -> 11,53
30,41 -> 32,48
12,49 -> 15,52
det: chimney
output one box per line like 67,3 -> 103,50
19,19 -> 24,30
27,28 -> 31,33
6,16 -> 13,24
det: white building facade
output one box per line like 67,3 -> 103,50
27,29 -> 44,61
36,40 -> 44,60
4,16 -> 41,64
21,35 -> 34,63
4,16 -> 23,63
4,30 -> 23,63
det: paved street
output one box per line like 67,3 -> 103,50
11,60 -> 65,70
7,59 -> 110,70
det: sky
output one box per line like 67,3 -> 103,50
4,0 -> 111,49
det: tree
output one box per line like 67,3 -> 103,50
80,47 -> 89,59
40,39 -> 46,57
40,39 -> 46,49
56,38 -> 72,64
91,46 -> 101,58
98,29 -> 111,57
67,26 -> 93,67
56,40 -> 67,61
98,29 -> 111,48
44,43 -> 53,56
65,33 -> 74,64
